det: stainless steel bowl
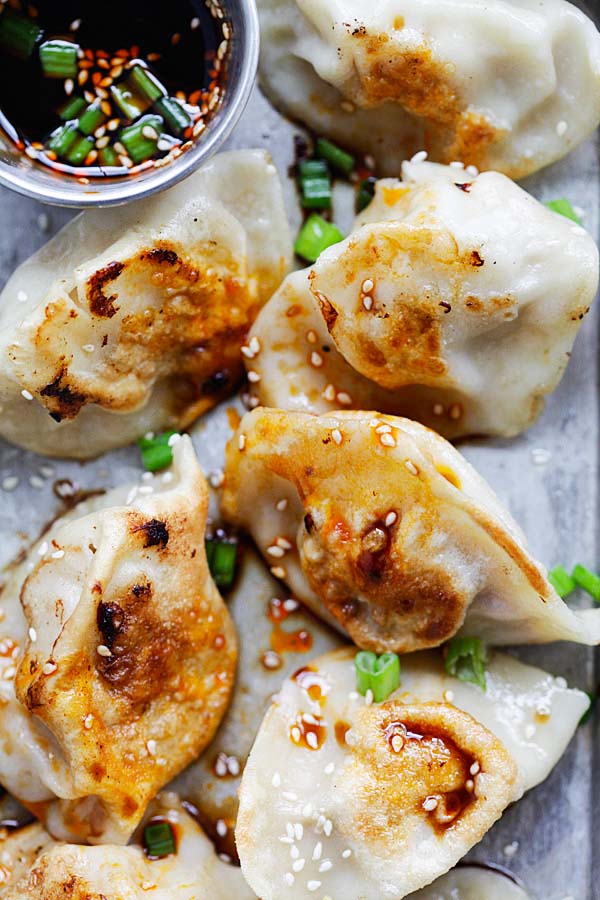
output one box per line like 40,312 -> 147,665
0,0 -> 259,207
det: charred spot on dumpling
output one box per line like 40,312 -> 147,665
304,513 -> 316,534
357,520 -> 391,581
470,250 -> 484,266
87,260 -> 125,318
140,247 -> 180,266
96,602 -> 126,649
39,369 -> 87,421
313,287 -> 338,332
132,519 -> 169,549
454,182 -> 472,193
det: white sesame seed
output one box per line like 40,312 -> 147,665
331,428 -> 343,445
525,724 -> 536,739
312,842 -> 323,861
97,644 -> 112,658
2,476 -> 18,492
282,791 -> 298,801
267,545 -> 285,558
191,16 -> 201,28
410,150 -> 428,163
361,278 -> 374,294
433,403 -> 444,416
17,290 -> 28,302
531,448 -> 551,466
322,384 -> 336,402
556,120 -> 568,136
82,344 -> 95,353
29,475 -> 44,489
306,330 -> 318,344
319,860 -> 333,873
423,796 -> 438,811
142,125 -> 158,141
286,823 -> 294,839
227,756 -> 240,776
28,628 -> 37,642
391,734 -> 404,753
42,662 -> 57,675
324,762 -> 335,775
342,848 -> 352,859
365,688 -> 373,706
337,392 -> 352,405
21,389 -> 34,401
284,598 -> 299,612
362,295 -> 373,311
307,881 -> 322,892
306,731 -> 318,749
450,160 -> 465,168
2,667 -> 16,680
503,841 -> 519,859
443,689 -> 455,703
241,345 -> 255,359
465,164 -> 479,176
277,537 -> 293,550
247,370 -> 261,383
303,713 -> 319,725
271,566 -> 286,579
291,726 -> 301,742
280,836 -> 294,844
465,779 -> 474,791
290,845 -> 300,860
470,761 -> 480,775
146,739 -> 157,756
276,498 -> 288,511
238,433 -> 246,451
38,541 -> 48,556
310,351 -> 323,368
323,820 -> 333,837
292,859 -> 305,872
216,819 -> 227,837
51,549 -> 65,559
70,18 -> 81,30
209,469 -> 225,488
283,873 -> 295,886
449,403 -> 462,420
249,336 -> 261,354
84,714 -> 93,730
64,78 -> 74,96
294,823 -> 304,841
302,802 -> 313,817
379,432 -> 396,448
385,511 -> 397,527
272,772 -> 281,787
405,460 -> 418,475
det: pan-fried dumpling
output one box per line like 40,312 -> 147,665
222,408 -> 600,650
258,0 -> 600,178
236,647 -> 587,899
415,866 -> 531,900
0,437 -> 237,844
0,795 -> 255,899
0,150 -> 291,459
247,159 -> 599,440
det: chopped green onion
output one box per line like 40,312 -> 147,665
98,146 -> 118,167
299,159 -> 329,179
46,123 -> 79,157
579,690 -> 596,726
294,214 -> 344,263
548,564 -> 576,599
77,102 -> 106,136
143,820 -> 176,859
316,137 -> 355,176
355,651 -> 401,702
64,135 -> 94,166
155,97 -> 192,136
110,83 -> 150,120
129,65 -> 166,104
544,198 -> 582,225
39,39 -> 79,79
138,430 -> 178,472
205,539 -> 238,589
0,9 -> 43,60
357,176 -> 377,213
300,175 -> 332,210
58,95 -> 86,122
572,564 -> 600,602
445,636 -> 488,691
119,114 -> 163,164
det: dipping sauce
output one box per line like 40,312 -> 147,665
0,0 -> 230,180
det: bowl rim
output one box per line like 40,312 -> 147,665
0,0 -> 260,208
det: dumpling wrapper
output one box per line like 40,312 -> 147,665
258,0 -> 600,178
236,647 -> 588,899
0,437 -> 237,844
0,794 -> 255,899
247,159 -> 599,440
413,866 -> 531,900
222,408 -> 600,650
0,149 -> 291,458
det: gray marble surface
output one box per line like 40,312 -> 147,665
0,69 -> 598,899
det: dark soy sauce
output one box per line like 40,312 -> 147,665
0,0 -> 229,180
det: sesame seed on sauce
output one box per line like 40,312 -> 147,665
362,295 -> 373,311
238,433 -> 247,451
385,511 -> 397,527
146,739 -> 157,756
391,734 -> 404,753
337,392 -> 352,405
267,545 -> 286,558
310,351 -> 324,368
97,644 -> 112,657
276,498 -> 289,511
216,819 -> 228,837
28,627 -> 37,642
209,469 -> 225,488
306,330 -> 318,344
361,278 -> 374,294
271,566 -> 287,579
247,370 -> 261,383
379,432 -> 396,448
470,761 -> 480,775
322,384 -> 336,402
422,796 -> 439,811
404,460 -> 419,475
262,649 -> 283,670
277,537 -> 293,550
21,389 -> 34,401
2,667 -> 16,680
84,714 -> 94,730
331,429 -> 343,445
42,661 -> 57,675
